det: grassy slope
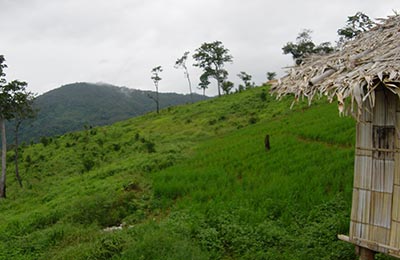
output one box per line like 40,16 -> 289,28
0,86 -> 391,259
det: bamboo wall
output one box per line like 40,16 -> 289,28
349,86 -> 400,257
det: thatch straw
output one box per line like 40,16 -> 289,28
272,14 -> 400,116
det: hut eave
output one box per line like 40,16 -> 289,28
273,14 -> 400,116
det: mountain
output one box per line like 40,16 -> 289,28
11,82 -> 208,144
0,86 -> 358,259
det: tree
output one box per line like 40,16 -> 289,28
198,72 -> 210,96
237,71 -> 254,90
0,60 -> 32,198
266,72 -> 276,81
193,41 -> 233,96
0,55 -> 6,198
337,12 -> 374,42
282,29 -> 334,65
11,86 -> 36,187
0,56 -> 6,84
221,81 -> 234,95
175,51 -> 193,103
149,66 -> 162,114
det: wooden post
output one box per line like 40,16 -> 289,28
357,246 -> 375,260
264,134 -> 270,151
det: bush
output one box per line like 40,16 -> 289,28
82,157 -> 95,172
25,155 -> 32,165
248,116 -> 258,124
134,133 -> 140,141
144,141 -> 156,153
112,143 -> 121,151
40,136 -> 50,147
260,90 -> 267,101
121,226 -> 208,260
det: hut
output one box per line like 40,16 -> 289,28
273,14 -> 400,259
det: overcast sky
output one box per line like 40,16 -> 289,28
0,0 -> 398,96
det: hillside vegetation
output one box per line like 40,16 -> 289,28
1,85 -> 386,259
9,82 -> 207,144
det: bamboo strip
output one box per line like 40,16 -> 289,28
357,147 -> 400,153
390,221 -> 400,248
370,192 -> 392,228
391,186 -> 400,222
309,68 -> 336,86
369,225 -> 390,245
395,153 -> 400,185
350,221 -> 370,240
371,159 -> 394,193
354,156 -> 372,189
351,189 -> 371,224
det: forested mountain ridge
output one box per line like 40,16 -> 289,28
10,82 -> 208,143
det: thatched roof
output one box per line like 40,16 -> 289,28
273,14 -> 400,115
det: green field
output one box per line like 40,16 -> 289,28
0,86 -> 392,259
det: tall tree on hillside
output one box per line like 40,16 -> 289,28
175,51 -> 193,103
198,72 -> 210,96
337,12 -> 374,43
0,55 -> 6,198
149,66 -> 162,114
237,71 -> 254,90
221,81 -> 234,95
11,87 -> 36,187
193,41 -> 233,96
0,57 -> 33,198
282,29 -> 334,65
266,72 -> 276,81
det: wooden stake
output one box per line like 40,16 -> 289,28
264,134 -> 270,151
357,246 -> 375,260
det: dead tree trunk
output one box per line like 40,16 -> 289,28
0,118 -> 7,198
14,121 -> 22,187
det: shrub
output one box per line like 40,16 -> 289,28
82,157 -> 95,172
134,133 -> 140,141
25,155 -> 32,164
40,136 -> 50,147
248,116 -> 258,124
112,143 -> 121,151
144,141 -> 156,153
260,90 -> 267,101
121,227 -> 208,260
208,119 -> 217,125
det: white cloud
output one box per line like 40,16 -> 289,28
0,0 -> 398,96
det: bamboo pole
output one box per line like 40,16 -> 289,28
309,68 -> 336,86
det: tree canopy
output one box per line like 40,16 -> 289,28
282,29 -> 334,65
267,72 -> 276,81
193,41 -> 233,96
337,12 -> 374,42
198,72 -> 210,96
221,81 -> 234,95
237,72 -> 254,90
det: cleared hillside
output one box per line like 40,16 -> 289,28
0,86 -> 385,259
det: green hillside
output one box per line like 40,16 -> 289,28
1,85 -> 387,259
10,82 -> 208,144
